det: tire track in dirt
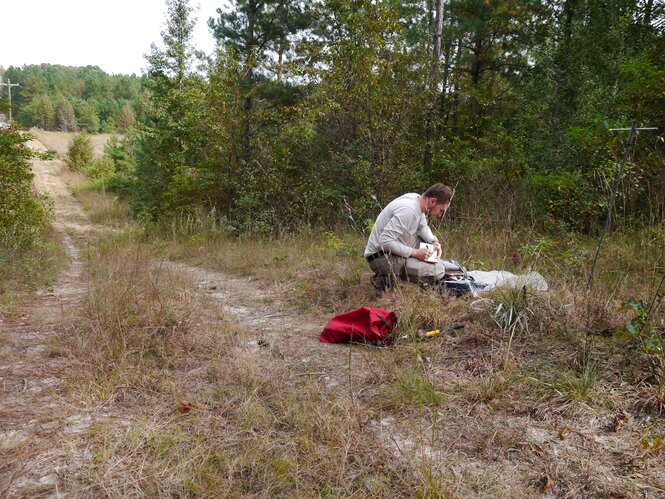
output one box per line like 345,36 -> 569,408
0,140 -> 94,497
163,261 -> 359,393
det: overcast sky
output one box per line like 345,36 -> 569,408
2,0 -> 226,76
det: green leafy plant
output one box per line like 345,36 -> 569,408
85,154 -> 115,180
66,132 -> 94,171
618,297 -> 664,355
618,289 -> 665,409
491,286 -> 534,368
0,129 -> 49,247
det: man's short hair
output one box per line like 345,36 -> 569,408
423,183 -> 453,204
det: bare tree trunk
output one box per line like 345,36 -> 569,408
423,0 -> 444,174
242,1 -> 258,164
553,0 -> 579,119
448,36 -> 463,136
470,37 -> 483,86
643,0 -> 654,26
437,3 -> 453,137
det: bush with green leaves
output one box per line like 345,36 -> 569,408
104,133 -> 136,174
618,291 -> 665,408
85,155 -> 115,180
0,128 -> 50,248
66,132 -> 94,171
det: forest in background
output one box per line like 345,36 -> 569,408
113,0 -> 664,235
2,0 -> 664,238
0,64 -> 143,133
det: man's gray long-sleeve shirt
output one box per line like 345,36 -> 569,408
364,193 -> 439,258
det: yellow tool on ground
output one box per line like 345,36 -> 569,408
416,324 -> 464,339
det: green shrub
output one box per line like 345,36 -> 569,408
85,155 -> 115,180
104,134 -> 136,174
0,128 -> 49,248
66,131 -> 94,171
104,173 -> 136,198
618,295 -> 665,407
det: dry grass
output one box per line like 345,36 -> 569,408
71,185 -> 131,226
59,234 -> 459,496
0,226 -> 67,315
157,212 -> 665,313
29,128 -> 113,159
127,214 -> 665,495
37,206 -> 665,496
62,161 -> 132,227
20,131 -> 665,494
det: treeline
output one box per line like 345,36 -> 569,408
64,1 -> 665,233
2,64 -> 144,132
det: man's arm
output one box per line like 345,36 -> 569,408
377,206 -> 419,257
417,214 -> 439,245
417,213 -> 442,258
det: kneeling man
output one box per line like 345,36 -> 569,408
364,183 -> 452,288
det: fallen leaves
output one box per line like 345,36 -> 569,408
612,411 -> 630,432
539,475 -> 554,494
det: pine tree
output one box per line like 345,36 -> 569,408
135,0 -> 205,217
75,100 -> 100,132
117,103 -> 135,131
66,132 -> 94,171
22,94 -> 54,129
208,0 -> 311,163
55,94 -> 77,131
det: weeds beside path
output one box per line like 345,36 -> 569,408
0,137 -> 409,496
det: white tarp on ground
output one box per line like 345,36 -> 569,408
467,270 -> 548,292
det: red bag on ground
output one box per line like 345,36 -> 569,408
319,307 -> 397,345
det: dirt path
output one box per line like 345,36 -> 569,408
0,138 -> 346,497
0,142 -> 93,496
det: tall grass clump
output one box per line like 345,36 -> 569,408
68,237 -> 198,397
0,225 -> 66,313
151,207 -> 232,245
70,181 -> 131,226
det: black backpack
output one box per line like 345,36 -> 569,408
436,259 -> 483,297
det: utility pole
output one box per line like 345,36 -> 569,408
0,76 -> 20,123
586,121 -> 658,289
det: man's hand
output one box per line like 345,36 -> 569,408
412,247 -> 432,261
434,243 -> 442,259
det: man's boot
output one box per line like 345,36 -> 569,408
370,274 -> 388,291
371,273 -> 399,292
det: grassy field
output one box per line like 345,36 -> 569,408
29,128 -> 113,159
6,131 -> 662,495
53,190 -> 665,496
